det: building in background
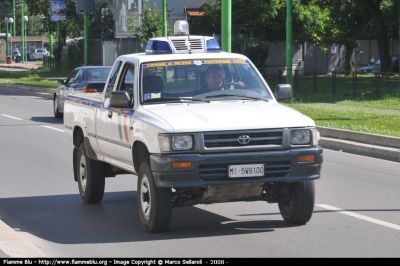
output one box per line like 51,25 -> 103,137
107,0 -> 211,38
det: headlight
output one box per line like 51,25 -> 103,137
158,135 -> 193,152
172,135 -> 193,150
290,129 -> 310,145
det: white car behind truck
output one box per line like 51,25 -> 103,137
64,21 -> 323,233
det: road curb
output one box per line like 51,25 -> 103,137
0,83 -> 54,99
319,137 -> 400,163
0,63 -> 41,70
317,126 -> 400,163
317,126 -> 400,149
0,219 -> 46,258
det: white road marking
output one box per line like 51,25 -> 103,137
1,114 -> 64,132
317,204 -> 400,231
42,125 -> 65,132
1,114 -> 23,120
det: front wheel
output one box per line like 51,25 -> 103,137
137,162 -> 172,233
278,180 -> 315,224
76,142 -> 105,203
53,96 -> 63,118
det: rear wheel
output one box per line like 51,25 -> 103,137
278,180 -> 315,224
76,142 -> 105,203
53,96 -> 63,118
137,161 -> 172,233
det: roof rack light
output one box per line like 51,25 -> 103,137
174,20 -> 189,36
145,40 -> 172,54
206,39 -> 221,52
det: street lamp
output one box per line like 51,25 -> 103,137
16,3 -> 24,63
8,18 -> 13,54
5,18 -> 9,61
24,15 -> 28,62
39,14 -> 45,51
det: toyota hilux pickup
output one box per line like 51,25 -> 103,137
64,21 -> 323,233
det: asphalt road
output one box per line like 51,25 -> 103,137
0,92 -> 400,258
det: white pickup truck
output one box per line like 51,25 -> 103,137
64,21 -> 323,233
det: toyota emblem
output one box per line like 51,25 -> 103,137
238,135 -> 250,145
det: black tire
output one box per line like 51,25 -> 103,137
137,161 -> 172,233
76,142 -> 105,204
278,180 -> 315,224
53,96 -> 63,118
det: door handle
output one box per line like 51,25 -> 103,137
108,111 -> 112,118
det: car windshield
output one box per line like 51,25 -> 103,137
140,59 -> 272,104
86,69 -> 110,81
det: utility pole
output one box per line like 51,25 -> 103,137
21,4 -> 24,63
76,0 -> 95,66
221,0 -> 231,52
39,15 -> 45,50
162,0 -> 167,36
286,0 -> 293,85
84,14 -> 88,65
57,21 -> 61,50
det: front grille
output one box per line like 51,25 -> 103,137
198,161 -> 291,181
204,130 -> 283,148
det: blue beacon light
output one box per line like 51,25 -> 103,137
146,40 -> 172,54
206,39 -> 221,52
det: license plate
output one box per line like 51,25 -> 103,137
228,164 -> 264,178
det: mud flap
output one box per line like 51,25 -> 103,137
73,147 -> 78,182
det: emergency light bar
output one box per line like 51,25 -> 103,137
145,20 -> 221,54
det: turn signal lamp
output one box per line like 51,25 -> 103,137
172,161 -> 192,169
298,155 -> 315,163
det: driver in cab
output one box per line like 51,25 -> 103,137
204,65 -> 245,92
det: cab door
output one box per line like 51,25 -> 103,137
96,60 -> 136,167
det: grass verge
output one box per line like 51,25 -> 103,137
0,68 -> 73,89
267,73 -> 400,138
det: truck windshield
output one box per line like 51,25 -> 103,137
140,59 -> 272,103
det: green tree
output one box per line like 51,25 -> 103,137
363,0 -> 398,72
126,0 -> 172,44
22,0 -> 113,43
191,0 -> 400,73
311,0 -> 399,73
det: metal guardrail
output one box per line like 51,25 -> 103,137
270,69 -> 400,100
43,56 -> 60,70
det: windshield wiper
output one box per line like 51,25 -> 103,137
144,97 -> 209,103
205,94 -> 268,102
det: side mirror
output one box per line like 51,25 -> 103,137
57,79 -> 65,85
275,84 -> 293,101
110,91 -> 131,108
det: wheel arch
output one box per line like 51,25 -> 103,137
73,126 -> 84,148
132,141 -> 150,174
72,126 -> 84,182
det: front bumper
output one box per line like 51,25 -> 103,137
150,147 -> 323,188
